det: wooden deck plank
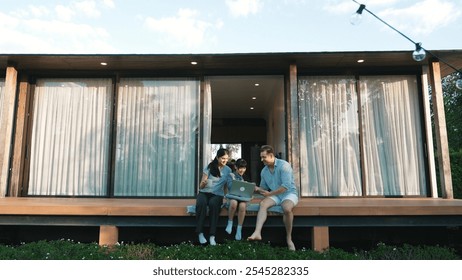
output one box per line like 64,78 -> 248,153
0,197 -> 461,217
1,197 -> 461,252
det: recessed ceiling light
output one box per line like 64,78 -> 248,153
255,83 -> 260,86
191,61 -> 198,65
250,107 -> 254,110
357,59 -> 365,63
252,97 -> 257,100
100,62 -> 107,66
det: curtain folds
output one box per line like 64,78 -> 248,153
361,76 -> 427,196
202,78 -> 212,169
298,75 -> 427,197
114,78 -> 199,196
299,76 -> 362,196
28,79 -> 113,196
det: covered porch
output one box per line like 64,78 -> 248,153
1,197 -> 461,251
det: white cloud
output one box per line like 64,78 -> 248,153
226,0 -> 264,17
54,1 -> 104,21
379,0 -> 461,35
144,9 -> 223,48
0,11 -> 20,28
8,18 -> 114,53
28,5 -> 51,17
102,0 -> 115,9
0,4 -> 115,53
75,0 -> 101,18
323,0 -> 460,36
55,5 -> 75,21
323,0 -> 399,14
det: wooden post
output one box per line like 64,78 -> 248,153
0,66 -> 18,197
421,67 -> 438,197
9,78 -> 31,197
428,60 -> 453,199
286,64 -> 300,187
312,226 -> 329,252
99,225 -> 119,246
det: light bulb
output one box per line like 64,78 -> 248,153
350,4 -> 366,25
456,78 -> 462,90
412,43 -> 426,62
350,13 -> 362,25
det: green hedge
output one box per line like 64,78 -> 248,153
0,239 -> 459,260
436,151 -> 462,198
450,151 -> 462,198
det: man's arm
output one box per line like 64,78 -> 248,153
256,186 -> 286,197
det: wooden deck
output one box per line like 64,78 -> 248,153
1,197 -> 462,216
1,197 -> 462,251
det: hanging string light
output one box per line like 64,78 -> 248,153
350,0 -> 462,89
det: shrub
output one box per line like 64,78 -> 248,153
0,240 -> 459,260
354,242 -> 460,260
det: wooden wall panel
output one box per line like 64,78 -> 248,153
0,67 -> 18,197
429,61 -> 453,199
9,77 -> 31,196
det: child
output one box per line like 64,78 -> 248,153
225,158 -> 250,240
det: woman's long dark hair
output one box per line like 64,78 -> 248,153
208,148 -> 230,177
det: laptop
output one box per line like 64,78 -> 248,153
226,180 -> 255,202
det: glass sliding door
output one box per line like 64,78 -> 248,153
298,75 -> 427,197
28,79 -> 113,196
298,76 -> 362,196
114,78 -> 199,197
361,76 -> 427,196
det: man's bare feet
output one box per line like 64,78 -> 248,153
287,241 -> 295,251
247,233 -> 262,241
287,240 -> 296,251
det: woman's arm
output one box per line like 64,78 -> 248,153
199,173 -> 208,189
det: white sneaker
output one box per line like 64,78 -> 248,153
209,235 -> 217,246
198,233 -> 207,244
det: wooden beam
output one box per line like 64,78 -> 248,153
0,66 -> 18,197
286,64 -> 300,187
99,225 -> 119,246
9,77 -> 31,197
421,67 -> 438,197
428,61 -> 453,199
311,226 -> 329,252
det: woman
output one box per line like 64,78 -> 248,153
195,148 -> 231,245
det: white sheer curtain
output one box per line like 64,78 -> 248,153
299,76 -> 362,196
361,76 -> 427,196
28,79 -> 113,196
203,78 -> 212,169
114,78 -> 199,196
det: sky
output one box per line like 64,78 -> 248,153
0,0 -> 461,54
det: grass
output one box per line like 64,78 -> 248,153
0,239 -> 459,260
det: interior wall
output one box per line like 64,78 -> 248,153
211,118 -> 265,183
266,80 -> 286,159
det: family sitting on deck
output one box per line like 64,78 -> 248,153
195,145 -> 299,251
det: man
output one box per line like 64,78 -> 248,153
247,145 -> 299,251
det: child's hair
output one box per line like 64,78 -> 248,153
227,161 -> 236,171
235,158 -> 247,169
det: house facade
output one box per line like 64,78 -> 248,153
1,51 -> 459,199
0,51 -> 461,249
